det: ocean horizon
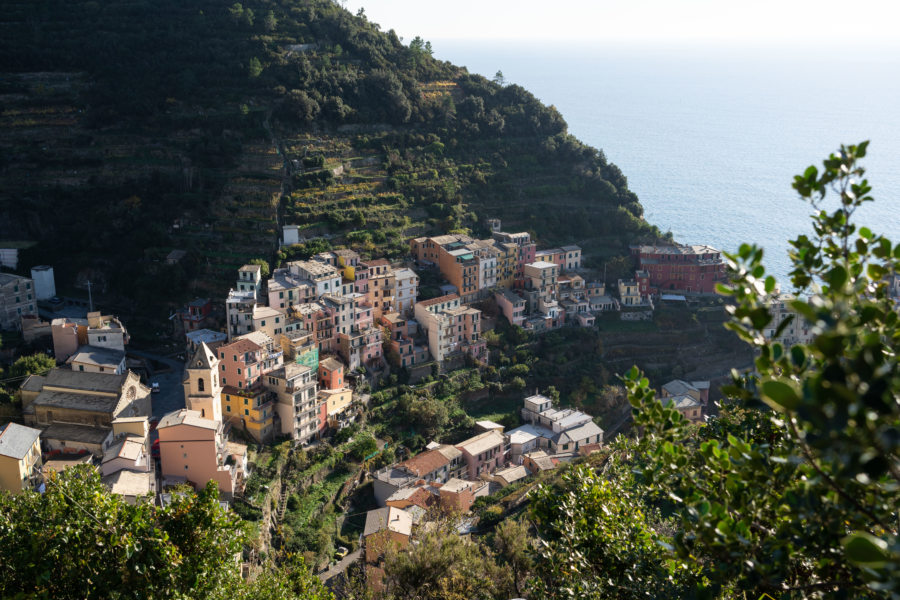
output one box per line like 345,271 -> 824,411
430,40 -> 900,288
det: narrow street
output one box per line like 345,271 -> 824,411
317,548 -> 362,583
127,349 -> 185,419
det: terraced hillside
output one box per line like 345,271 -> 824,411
0,0 -> 663,318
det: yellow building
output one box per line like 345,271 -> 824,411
221,386 -> 275,443
318,387 -> 353,429
0,423 -> 42,493
495,241 -> 518,289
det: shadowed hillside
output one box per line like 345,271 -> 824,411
0,0 -> 661,317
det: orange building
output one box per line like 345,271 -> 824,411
318,356 -> 344,390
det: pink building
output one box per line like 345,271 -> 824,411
157,409 -> 243,498
354,263 -> 370,294
494,289 -> 526,327
455,430 -> 506,479
317,400 -> 328,433
217,338 -> 264,390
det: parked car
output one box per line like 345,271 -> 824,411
151,382 -> 160,393
334,546 -> 349,560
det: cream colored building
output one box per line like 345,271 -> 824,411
182,342 -> 223,422
23,369 -> 152,457
266,362 -> 320,445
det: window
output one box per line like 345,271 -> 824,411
245,409 -> 249,416
222,378 -> 227,386
237,368 -> 241,375
78,365 -> 84,371
198,378 -> 205,392
226,405 -> 231,412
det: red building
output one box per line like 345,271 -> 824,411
181,298 -> 212,332
630,244 -> 726,294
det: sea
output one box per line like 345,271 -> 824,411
431,40 -> 900,288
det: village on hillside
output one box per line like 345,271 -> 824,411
0,220 -> 812,584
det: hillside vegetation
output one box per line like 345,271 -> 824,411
0,0 -> 659,316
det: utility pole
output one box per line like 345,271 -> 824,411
86,280 -> 93,313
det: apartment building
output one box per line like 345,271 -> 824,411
494,288 -> 526,327
157,409 -> 244,499
455,430 -> 506,479
236,264 -> 263,300
266,362 -> 320,445
0,273 -> 35,330
414,294 -> 486,364
630,243 -> 727,294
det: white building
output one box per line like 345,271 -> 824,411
393,268 -> 419,316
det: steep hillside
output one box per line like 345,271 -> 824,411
0,0 -> 661,316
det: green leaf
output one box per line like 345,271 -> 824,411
760,379 -> 801,411
826,265 -> 848,289
842,532 -> 888,564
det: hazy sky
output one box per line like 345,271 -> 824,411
342,0 -> 900,46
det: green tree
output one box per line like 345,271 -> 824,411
262,10 -> 277,32
10,352 -> 55,379
248,257 -> 270,278
620,142 -> 900,598
492,518 -> 533,599
346,432 -> 377,462
399,394 -> 449,439
248,57 -> 262,78
0,466 -> 331,600
545,385 -> 561,405
383,519 -> 503,600
529,460 -> 690,599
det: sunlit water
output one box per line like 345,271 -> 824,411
432,41 -> 900,287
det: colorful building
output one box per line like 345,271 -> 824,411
157,409 -> 244,499
630,243 -> 727,294
221,386 -> 275,443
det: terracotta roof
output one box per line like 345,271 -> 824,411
417,293 -> 459,308
386,485 -> 435,509
219,338 -> 261,355
400,448 -> 450,477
